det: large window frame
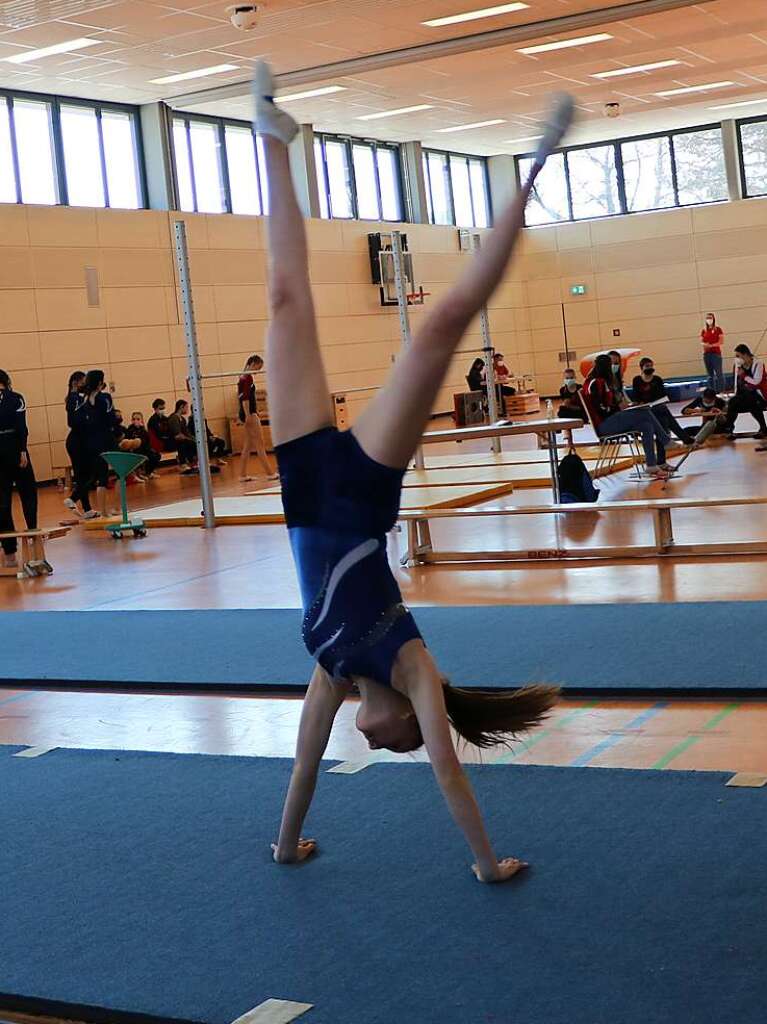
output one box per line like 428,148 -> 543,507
314,132 -> 406,222
422,148 -> 492,228
736,114 -> 767,199
171,111 -> 268,216
0,87 -> 146,208
515,122 -> 730,226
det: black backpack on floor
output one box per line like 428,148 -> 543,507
557,452 -> 599,504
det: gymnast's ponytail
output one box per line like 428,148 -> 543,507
441,681 -> 559,749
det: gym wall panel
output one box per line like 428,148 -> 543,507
96,208 -> 166,249
0,247 -> 33,289
32,249 -> 102,289
589,207 -> 692,245
558,249 -> 594,276
207,250 -> 267,286
204,212 -> 260,250
27,206 -> 98,248
0,289 -> 37,332
595,263 -> 699,300
103,287 -> 169,329
555,221 -> 592,250
0,204 -> 29,246
11,370 -> 46,410
40,329 -> 109,369
693,227 -> 767,260
114,358 -> 175,397
596,289 -> 700,322
593,235 -> 695,273
691,199 -> 767,233
35,288 -> 104,332
212,284 -> 268,322
696,254 -> 767,289
101,249 -> 175,288
2,332 -> 41,371
215,321 -> 266,355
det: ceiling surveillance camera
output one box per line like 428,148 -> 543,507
228,4 -> 263,30
604,101 -> 621,119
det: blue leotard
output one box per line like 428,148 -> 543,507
276,427 -> 422,685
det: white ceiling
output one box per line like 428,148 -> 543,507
0,1 -> 766,153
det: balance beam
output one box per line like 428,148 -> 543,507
399,495 -> 767,566
0,527 -> 69,579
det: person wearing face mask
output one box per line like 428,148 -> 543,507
721,344 -> 767,439
700,314 -> 724,392
607,350 -> 629,406
558,368 -> 585,420
681,388 -> 728,435
147,398 -> 172,453
631,358 -> 696,444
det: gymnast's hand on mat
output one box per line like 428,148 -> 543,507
471,857 -> 529,883
271,838 -> 317,864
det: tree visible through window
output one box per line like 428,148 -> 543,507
740,120 -> 767,197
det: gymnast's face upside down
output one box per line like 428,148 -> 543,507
354,679 -> 423,753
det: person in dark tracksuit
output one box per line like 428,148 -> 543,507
63,370 -> 95,518
0,369 -> 38,568
73,369 -> 117,519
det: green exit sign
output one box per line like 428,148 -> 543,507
570,284 -> 587,296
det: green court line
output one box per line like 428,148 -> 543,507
494,700 -> 599,763
652,703 -> 741,770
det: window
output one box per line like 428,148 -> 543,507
516,124 -> 729,225
422,149 -> 491,227
673,128 -> 728,205
519,151 -> 568,225
101,109 -> 142,209
0,99 -> 17,204
172,113 -> 267,216
621,136 -> 675,212
568,144 -> 620,219
225,124 -> 265,215
61,104 -> 105,207
0,90 -> 144,209
13,97 -> 57,205
739,118 -> 767,198
314,133 -> 404,221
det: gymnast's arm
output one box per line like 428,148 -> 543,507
272,664 -> 350,863
404,672 -> 526,884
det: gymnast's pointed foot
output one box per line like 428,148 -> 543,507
252,61 -> 298,145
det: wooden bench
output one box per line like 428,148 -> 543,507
0,527 -> 70,578
399,495 -> 767,566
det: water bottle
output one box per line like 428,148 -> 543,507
546,399 -> 554,419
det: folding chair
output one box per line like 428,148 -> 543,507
578,390 -> 644,480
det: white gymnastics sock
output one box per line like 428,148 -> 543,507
252,61 -> 298,145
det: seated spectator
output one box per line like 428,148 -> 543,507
722,344 -> 767,440
607,349 -> 629,406
188,407 -> 227,465
125,412 -> 161,478
682,388 -> 728,430
583,353 -> 679,480
167,399 -> 198,474
466,358 -> 485,394
147,398 -> 172,453
492,353 -> 517,396
631,358 -> 695,443
558,368 -> 586,420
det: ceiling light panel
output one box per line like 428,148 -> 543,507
592,60 -> 682,79
656,81 -> 735,97
436,119 -> 506,133
150,64 -> 239,85
423,3 -> 529,28
518,33 -> 612,56
279,86 -> 347,102
358,105 -> 433,120
5,38 -> 101,64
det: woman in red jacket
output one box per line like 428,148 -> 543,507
701,313 -> 724,393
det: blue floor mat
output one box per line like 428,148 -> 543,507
2,603 -> 767,695
0,748 -> 764,1024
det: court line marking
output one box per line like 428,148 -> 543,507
493,701 -> 599,764
13,745 -> 58,759
726,773 -> 767,788
230,998 -> 313,1024
652,703 -> 741,770
569,702 -> 668,768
